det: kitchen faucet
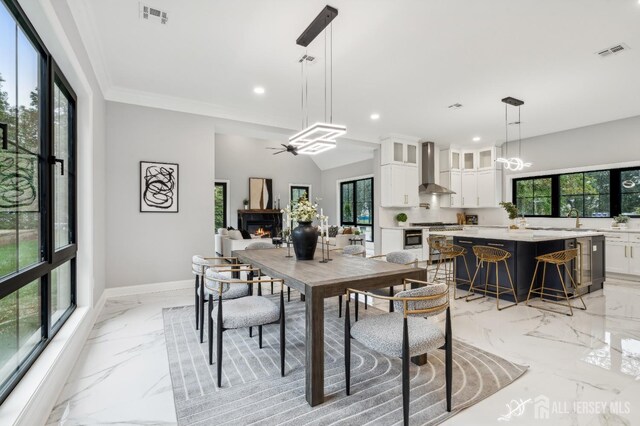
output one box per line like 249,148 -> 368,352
567,208 -> 582,228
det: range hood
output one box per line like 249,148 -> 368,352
419,141 -> 455,194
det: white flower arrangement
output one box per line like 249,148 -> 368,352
282,195 -> 320,222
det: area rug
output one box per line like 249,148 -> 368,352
163,294 -> 527,425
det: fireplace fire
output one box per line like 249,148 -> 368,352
255,227 -> 270,237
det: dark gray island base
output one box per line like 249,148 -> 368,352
437,231 -> 606,303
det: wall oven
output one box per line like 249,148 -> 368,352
403,229 -> 423,249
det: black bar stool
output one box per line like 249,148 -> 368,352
525,248 -> 586,316
466,245 -> 518,310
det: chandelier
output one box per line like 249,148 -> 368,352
289,6 -> 346,155
496,96 -> 532,171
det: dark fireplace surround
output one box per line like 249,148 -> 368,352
238,209 -> 283,238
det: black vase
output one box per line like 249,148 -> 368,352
292,221 -> 318,260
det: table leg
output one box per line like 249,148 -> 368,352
305,286 -> 324,406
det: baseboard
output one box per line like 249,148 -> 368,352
103,279 -> 192,298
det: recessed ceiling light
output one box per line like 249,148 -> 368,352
253,86 -> 265,95
472,136 -> 481,142
370,113 -> 380,120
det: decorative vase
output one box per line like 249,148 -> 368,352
397,221 -> 407,227
292,221 -> 318,260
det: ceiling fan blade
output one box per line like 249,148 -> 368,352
292,151 -> 298,156
272,150 -> 285,155
266,147 -> 282,150
281,144 -> 290,148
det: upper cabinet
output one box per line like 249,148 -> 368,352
381,164 -> 419,207
477,147 -> 498,170
439,148 -> 461,172
462,151 -> 476,171
380,136 -> 419,167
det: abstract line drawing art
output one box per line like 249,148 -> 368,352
140,161 -> 179,213
0,153 -> 39,213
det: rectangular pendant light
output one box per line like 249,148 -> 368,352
288,122 -> 346,148
296,139 -> 337,155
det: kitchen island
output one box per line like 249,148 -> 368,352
432,228 -> 606,302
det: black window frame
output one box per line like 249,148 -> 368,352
0,0 -> 77,404
340,177 -> 374,242
513,166 -> 639,218
214,181 -> 228,230
290,185 -> 310,205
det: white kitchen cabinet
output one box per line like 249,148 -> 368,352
476,169 -> 503,207
381,229 -> 404,254
462,151 -> 476,170
439,148 -> 461,172
477,147 -> 499,170
605,240 -> 629,274
461,170 -> 477,207
439,170 -> 462,208
380,136 -> 418,166
604,232 -> 640,276
381,164 -> 419,207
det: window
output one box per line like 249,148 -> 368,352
515,178 -> 552,216
214,182 -> 227,231
290,185 -> 310,206
559,171 -> 610,217
340,177 -> 373,241
0,0 -> 76,403
620,168 -> 640,217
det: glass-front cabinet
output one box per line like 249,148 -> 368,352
380,136 -> 418,166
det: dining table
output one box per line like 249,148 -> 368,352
234,247 -> 427,407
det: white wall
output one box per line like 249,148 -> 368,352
466,114 -> 640,228
105,102 -> 215,288
214,133 -> 322,227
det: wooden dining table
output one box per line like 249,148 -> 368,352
234,247 -> 427,407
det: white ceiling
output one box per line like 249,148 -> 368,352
68,0 -> 640,168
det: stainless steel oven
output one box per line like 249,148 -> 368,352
403,229 -> 423,249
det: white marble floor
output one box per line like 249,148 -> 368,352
46,277 -> 640,425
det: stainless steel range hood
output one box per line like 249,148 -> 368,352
419,141 -> 455,194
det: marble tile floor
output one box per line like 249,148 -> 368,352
46,277 -> 640,425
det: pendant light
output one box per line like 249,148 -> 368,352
497,97 -> 532,171
289,6 -> 346,155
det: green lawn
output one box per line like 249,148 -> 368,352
0,240 -> 41,375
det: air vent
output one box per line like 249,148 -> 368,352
139,3 -> 168,24
448,103 -> 463,109
298,54 -> 316,63
596,43 -> 629,58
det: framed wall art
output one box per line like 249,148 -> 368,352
140,161 -> 179,213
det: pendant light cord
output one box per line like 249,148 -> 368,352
518,105 -> 522,158
505,103 -> 508,158
330,22 -> 333,124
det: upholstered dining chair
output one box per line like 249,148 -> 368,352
192,255 -> 253,343
245,241 -> 291,302
205,268 -> 288,387
366,250 -> 419,316
344,279 -> 452,426
333,244 -> 367,317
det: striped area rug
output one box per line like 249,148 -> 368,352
163,293 -> 527,425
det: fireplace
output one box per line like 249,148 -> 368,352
238,210 -> 283,238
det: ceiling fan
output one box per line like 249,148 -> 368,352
266,144 -> 299,156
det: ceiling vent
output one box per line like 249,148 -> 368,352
140,3 -> 168,24
596,43 -> 629,58
448,103 -> 463,109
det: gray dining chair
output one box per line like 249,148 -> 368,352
192,255 -> 252,343
205,268 -> 288,387
344,279 -> 452,426
366,250 -> 419,315
246,241 -> 287,298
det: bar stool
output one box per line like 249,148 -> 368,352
428,235 -> 452,282
525,248 -> 586,316
466,245 -> 518,310
437,244 -> 472,299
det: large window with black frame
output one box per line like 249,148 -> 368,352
0,0 -> 77,403
340,177 -> 373,242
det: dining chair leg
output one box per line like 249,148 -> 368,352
445,307 -> 452,412
389,286 -> 395,312
338,295 -> 343,318
364,294 -> 368,310
287,287 -> 291,302
355,294 -> 359,322
271,282 -> 274,294
208,294 -> 214,364
195,275 -> 199,329
199,278 -> 205,343
259,325 -> 263,349
280,287 -> 285,377
345,298 -> 351,395
249,327 -> 252,338
402,317 -> 410,426
216,300 -> 223,387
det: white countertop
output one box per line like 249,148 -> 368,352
465,225 -> 640,234
432,228 -> 605,242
